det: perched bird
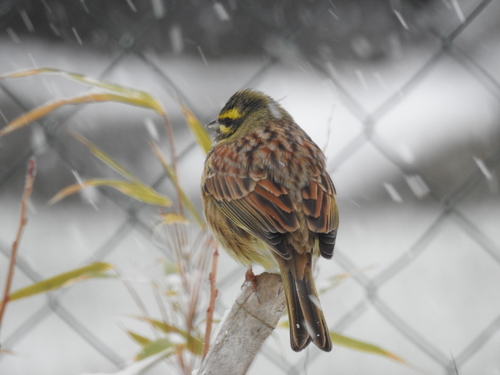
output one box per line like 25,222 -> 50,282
201,89 -> 339,352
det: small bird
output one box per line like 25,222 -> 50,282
201,89 -> 339,352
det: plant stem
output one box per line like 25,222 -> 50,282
0,157 -> 36,334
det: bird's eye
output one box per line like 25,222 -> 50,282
221,117 -> 234,127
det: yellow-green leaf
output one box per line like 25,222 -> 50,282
49,179 -> 172,207
127,331 -> 152,346
0,68 -> 166,116
6,262 -> 113,301
161,212 -> 189,225
330,332 -> 407,364
181,104 -> 212,154
71,132 -> 139,183
160,260 -> 178,276
185,335 -> 203,356
133,316 -> 203,355
134,338 -> 174,361
0,93 -> 165,138
134,317 -> 182,335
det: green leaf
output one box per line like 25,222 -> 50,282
44,133 -> 171,207
330,331 -> 407,364
49,179 -> 172,207
6,262 -> 113,301
126,331 -> 152,346
181,104 -> 212,154
0,92 -> 165,138
0,68 -> 166,116
134,338 -> 174,361
71,132 -> 140,183
133,316 -> 203,355
134,316 -> 182,335
161,212 -> 189,225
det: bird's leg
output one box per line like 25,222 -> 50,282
244,267 -> 261,303
244,267 -> 258,292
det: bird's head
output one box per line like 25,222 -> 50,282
206,89 -> 287,142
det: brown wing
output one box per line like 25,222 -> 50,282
203,172 -> 299,260
301,171 -> 339,259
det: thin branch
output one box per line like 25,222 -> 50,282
199,273 -> 286,375
203,243 -> 219,359
0,157 -> 36,334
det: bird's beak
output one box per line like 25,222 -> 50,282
205,119 -> 220,132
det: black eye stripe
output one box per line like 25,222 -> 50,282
220,117 -> 234,126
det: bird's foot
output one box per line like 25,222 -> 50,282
244,267 -> 258,292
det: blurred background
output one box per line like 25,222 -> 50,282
1,0 -> 500,374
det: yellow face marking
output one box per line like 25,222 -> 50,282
219,125 -> 233,134
218,107 -> 243,135
219,107 -> 242,121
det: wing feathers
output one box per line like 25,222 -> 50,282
301,174 -> 338,258
209,175 -> 298,259
204,163 -> 338,260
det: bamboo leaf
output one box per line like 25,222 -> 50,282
161,212 -> 189,225
71,132 -> 139,183
0,93 -> 165,138
0,68 -> 166,116
134,316 -> 183,335
126,331 -> 152,346
6,262 -> 113,301
134,338 -> 175,361
49,179 -> 172,207
330,332 -> 407,364
181,104 -> 212,154
133,316 -> 203,355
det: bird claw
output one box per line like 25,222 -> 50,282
244,268 -> 258,290
244,268 -> 261,304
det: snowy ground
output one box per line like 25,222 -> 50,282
1,28 -> 500,375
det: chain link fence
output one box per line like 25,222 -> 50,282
1,0 -> 500,374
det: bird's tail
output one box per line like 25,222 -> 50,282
277,253 -> 332,352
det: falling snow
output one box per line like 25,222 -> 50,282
151,0 -> 165,19
404,175 -> 430,198
30,126 -> 47,155
6,28 -> 21,43
19,10 -> 34,33
197,45 -> 208,65
0,109 -> 7,123
473,156 -> 492,180
144,117 -> 159,141
125,0 -> 137,12
72,27 -> 83,45
393,10 -> 409,30
170,25 -> 183,54
308,294 -> 322,309
451,0 -> 465,23
214,2 -> 230,21
383,182 -> 403,203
